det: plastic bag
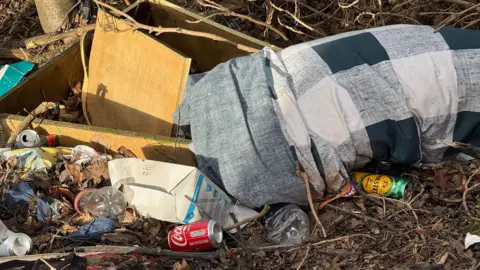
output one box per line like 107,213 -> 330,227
264,204 -> 309,246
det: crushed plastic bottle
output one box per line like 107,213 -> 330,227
75,187 -> 126,220
0,220 -> 31,256
264,204 -> 310,246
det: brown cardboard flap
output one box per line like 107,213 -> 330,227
85,12 -> 191,136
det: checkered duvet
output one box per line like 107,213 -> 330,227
175,25 -> 480,207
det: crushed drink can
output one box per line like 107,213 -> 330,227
15,130 -> 58,148
168,220 -> 223,251
353,172 -> 407,199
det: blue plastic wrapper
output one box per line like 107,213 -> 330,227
5,180 -> 61,223
67,218 -> 116,241
0,61 -> 34,97
5,181 -> 34,208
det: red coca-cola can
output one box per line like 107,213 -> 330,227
168,220 -> 223,251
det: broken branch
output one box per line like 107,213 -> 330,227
72,245 -> 219,259
225,204 -> 271,230
199,0 -> 288,41
23,24 -> 95,49
296,161 -> 327,238
437,139 -> 480,158
93,0 -> 261,53
6,102 -> 56,148
271,2 -> 325,36
462,167 -> 480,221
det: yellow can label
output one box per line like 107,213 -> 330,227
353,172 -> 393,196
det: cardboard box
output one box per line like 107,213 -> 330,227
108,158 -> 256,227
0,0 -> 279,137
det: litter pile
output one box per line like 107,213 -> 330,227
2,124 -> 480,269
3,1 -> 480,270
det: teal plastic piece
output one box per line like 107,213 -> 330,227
0,61 -> 35,97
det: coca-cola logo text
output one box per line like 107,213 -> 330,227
170,226 -> 188,247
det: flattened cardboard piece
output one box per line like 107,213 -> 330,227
85,12 -> 191,136
108,158 -> 234,226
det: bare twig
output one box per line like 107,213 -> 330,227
454,12 -> 479,26
6,102 -> 56,147
185,12 -> 224,24
39,258 -> 56,270
225,205 -> 271,230
300,1 -> 336,19
311,234 -> 374,246
296,161 -> 327,238
73,245 -> 219,259
93,0 -> 260,53
324,204 -> 383,224
287,234 -> 375,252
392,0 -> 417,12
339,0 -> 359,9
367,194 -> 421,228
463,18 -> 480,28
434,2 -> 480,31
437,139 -> 480,158
296,245 -> 310,270
271,2 -> 325,35
197,0 -> 288,40
462,168 -> 480,221
23,24 -> 95,49
442,0 -> 480,11
277,16 -> 309,37
356,12 -> 421,25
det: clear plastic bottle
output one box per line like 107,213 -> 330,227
264,204 -> 310,246
76,187 -> 126,220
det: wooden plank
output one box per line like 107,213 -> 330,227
0,114 -> 195,166
84,12 -> 191,136
0,44 -> 83,115
146,0 -> 281,71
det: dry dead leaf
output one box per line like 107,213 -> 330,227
174,260 -> 190,270
74,212 -> 95,226
61,224 -> 78,234
118,146 -> 138,158
434,167 -> 448,189
47,187 -> 75,202
64,162 -> 109,185
120,206 -> 137,225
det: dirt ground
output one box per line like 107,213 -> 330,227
1,1 -> 480,269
